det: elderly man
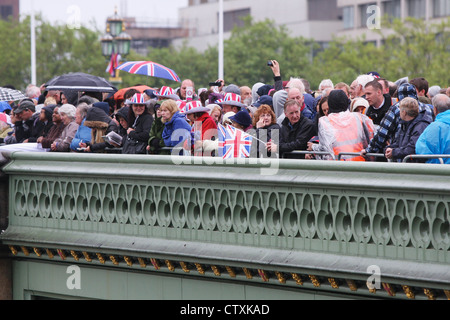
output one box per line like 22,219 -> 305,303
288,87 -> 314,120
350,74 -> 375,99
240,86 -> 252,106
178,79 -> 195,100
266,99 -> 316,159
384,97 -> 431,162
416,94 -> 450,164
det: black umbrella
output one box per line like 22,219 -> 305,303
45,72 -> 117,93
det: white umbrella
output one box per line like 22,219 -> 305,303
0,87 -> 27,101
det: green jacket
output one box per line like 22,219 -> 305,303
148,116 -> 169,155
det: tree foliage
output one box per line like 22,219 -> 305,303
119,43 -> 219,89
0,15 -> 106,90
223,17 -> 313,87
1,15 -> 448,92
0,16 -> 32,88
377,17 -> 450,87
122,16 -> 450,90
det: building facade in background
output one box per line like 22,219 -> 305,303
338,0 -> 450,45
174,0 -> 450,51
0,0 -> 19,20
123,17 -> 188,56
175,0 -> 343,51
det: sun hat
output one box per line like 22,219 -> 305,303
125,93 -> 150,106
217,93 -> 246,109
155,86 -> 180,101
184,100 -> 211,114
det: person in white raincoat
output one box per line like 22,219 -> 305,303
308,90 -> 374,161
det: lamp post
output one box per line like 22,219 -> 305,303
31,0 -> 36,85
101,8 -> 132,86
218,0 -> 224,80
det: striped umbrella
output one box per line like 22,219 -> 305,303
117,61 -> 181,82
0,87 -> 27,101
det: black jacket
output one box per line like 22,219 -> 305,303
84,107 -> 119,153
250,123 -> 280,158
280,116 -> 316,159
365,94 -> 392,126
14,113 -> 39,143
128,113 -> 154,143
28,106 -> 56,143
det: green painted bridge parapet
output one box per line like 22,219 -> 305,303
0,152 -> 449,300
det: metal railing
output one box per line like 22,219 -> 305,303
2,141 -> 450,165
403,154 -> 450,164
1,153 -> 450,300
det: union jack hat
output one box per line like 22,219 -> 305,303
155,86 -> 180,101
125,93 -> 150,105
217,92 -> 245,109
184,100 -> 211,114
177,100 -> 187,113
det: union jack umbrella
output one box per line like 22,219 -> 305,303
117,61 -> 181,82
218,124 -> 252,159
0,87 -> 27,101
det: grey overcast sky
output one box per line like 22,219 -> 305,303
20,0 -> 188,30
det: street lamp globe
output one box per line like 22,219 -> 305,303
116,30 -> 132,56
107,9 -> 124,38
100,31 -> 114,57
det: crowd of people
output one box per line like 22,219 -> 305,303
1,60 -> 450,164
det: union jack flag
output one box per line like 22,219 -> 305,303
106,52 -> 121,77
218,124 -> 252,159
